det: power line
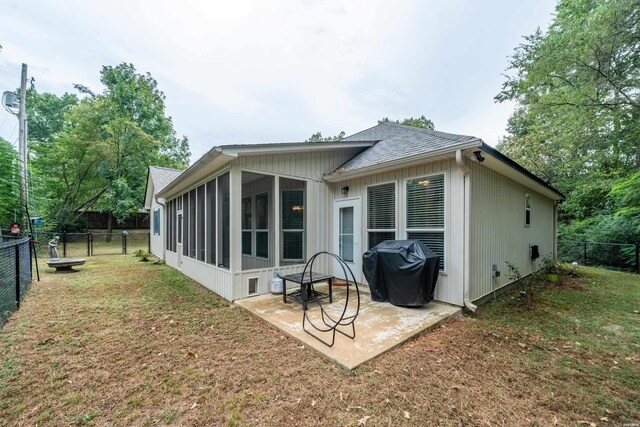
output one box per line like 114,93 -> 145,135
8,120 -> 18,141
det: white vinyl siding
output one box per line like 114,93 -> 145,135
406,173 -> 445,270
366,182 -> 396,249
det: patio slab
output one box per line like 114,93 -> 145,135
235,285 -> 461,370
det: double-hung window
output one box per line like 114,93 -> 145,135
367,183 -> 396,249
406,174 -> 445,270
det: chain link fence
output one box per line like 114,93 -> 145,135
558,240 -> 640,274
1,230 -> 150,257
0,236 -> 32,328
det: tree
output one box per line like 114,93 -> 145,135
378,115 -> 434,129
306,131 -> 345,142
307,116 -> 435,142
0,137 -> 20,227
496,0 -> 640,242
32,63 -> 190,231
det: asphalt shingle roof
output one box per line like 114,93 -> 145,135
149,166 -> 184,195
330,123 -> 481,175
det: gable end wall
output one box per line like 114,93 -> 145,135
469,160 -> 555,302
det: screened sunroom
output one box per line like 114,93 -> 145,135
162,165 -> 319,301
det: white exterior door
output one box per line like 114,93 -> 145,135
333,199 -> 361,282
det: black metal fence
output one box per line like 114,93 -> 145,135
0,236 -> 32,327
558,240 -> 640,274
1,230 -> 150,258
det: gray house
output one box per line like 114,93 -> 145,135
144,123 -> 564,310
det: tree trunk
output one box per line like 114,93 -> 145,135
106,212 -> 113,242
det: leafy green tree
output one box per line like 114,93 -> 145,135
307,116 -> 435,142
496,0 -> 640,242
32,63 -> 190,231
306,131 -> 345,142
0,137 -> 20,227
378,115 -> 434,129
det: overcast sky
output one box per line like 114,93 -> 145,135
0,0 -> 557,163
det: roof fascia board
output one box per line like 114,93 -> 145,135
143,167 -> 152,209
222,141 -> 375,156
157,148 -> 232,198
323,140 -> 481,182
479,143 -> 565,201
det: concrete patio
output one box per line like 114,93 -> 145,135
235,284 -> 461,369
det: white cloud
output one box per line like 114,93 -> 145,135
0,0 -> 556,160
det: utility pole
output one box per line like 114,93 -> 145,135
18,63 -> 28,227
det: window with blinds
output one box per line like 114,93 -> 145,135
367,183 -> 396,249
282,189 -> 304,261
406,174 -> 445,269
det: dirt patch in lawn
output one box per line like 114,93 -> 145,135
1,258 -> 638,426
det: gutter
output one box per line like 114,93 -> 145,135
455,149 -> 477,312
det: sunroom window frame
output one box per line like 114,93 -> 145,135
254,191 -> 269,260
281,187 -> 305,263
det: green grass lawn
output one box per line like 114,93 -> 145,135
474,266 -> 640,422
0,257 -> 638,426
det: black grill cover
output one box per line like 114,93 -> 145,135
362,240 -> 440,307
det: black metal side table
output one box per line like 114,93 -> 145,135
281,271 -> 334,310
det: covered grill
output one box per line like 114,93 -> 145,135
362,240 -> 440,307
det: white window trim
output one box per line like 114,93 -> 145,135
404,171 -> 448,272
153,208 -> 161,235
524,193 -> 531,227
365,180 -> 398,249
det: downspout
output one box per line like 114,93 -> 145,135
155,196 -> 166,261
455,149 -> 477,312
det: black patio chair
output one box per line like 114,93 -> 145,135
301,252 -> 361,348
